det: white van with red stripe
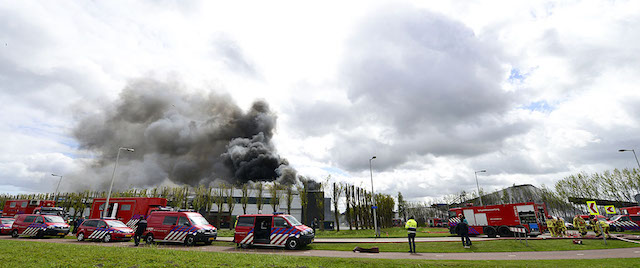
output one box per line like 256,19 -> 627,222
143,211 -> 217,246
234,213 -> 314,250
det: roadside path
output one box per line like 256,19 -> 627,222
2,236 -> 640,260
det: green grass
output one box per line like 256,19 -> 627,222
1,239 -> 639,267
314,227 -> 453,238
307,239 -> 640,253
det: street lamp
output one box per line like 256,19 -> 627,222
474,170 -> 487,206
619,149 -> 640,170
51,174 -> 63,202
103,147 -> 134,218
369,156 -> 380,238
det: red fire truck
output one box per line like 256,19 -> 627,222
448,202 -> 549,237
620,206 -> 640,215
89,197 -> 167,231
2,200 -> 56,217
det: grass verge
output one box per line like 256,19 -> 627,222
1,239 -> 639,267
307,238 -> 640,253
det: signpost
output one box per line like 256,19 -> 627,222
587,201 -> 599,215
605,205 -> 616,214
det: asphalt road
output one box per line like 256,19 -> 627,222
2,235 -> 640,260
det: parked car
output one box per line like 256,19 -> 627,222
1,218 -> 15,235
76,219 -> 134,242
10,214 -> 69,238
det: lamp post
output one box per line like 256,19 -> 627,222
51,174 -> 63,203
103,147 -> 134,218
619,149 -> 640,170
369,156 -> 379,238
474,170 -> 487,206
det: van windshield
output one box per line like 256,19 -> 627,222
1,219 -> 14,225
189,215 -> 210,226
44,216 -> 65,223
284,215 -> 302,226
106,220 -> 127,227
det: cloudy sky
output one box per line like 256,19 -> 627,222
2,1 -> 640,202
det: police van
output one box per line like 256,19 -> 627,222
143,211 -> 217,246
234,213 -> 314,250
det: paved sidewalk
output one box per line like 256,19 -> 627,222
3,236 -> 640,260
216,236 -> 500,243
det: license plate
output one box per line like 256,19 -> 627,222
57,233 -> 65,236
125,235 -> 131,237
209,237 -> 215,241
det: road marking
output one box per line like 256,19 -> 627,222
508,255 -> 516,257
435,255 -> 443,257
634,251 -> 640,254
577,254 -> 584,256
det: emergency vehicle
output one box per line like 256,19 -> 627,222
620,206 -> 640,215
2,200 -> 55,217
428,218 -> 445,227
606,214 -> 640,232
33,207 -> 66,217
10,214 -> 70,238
143,211 -> 217,246
89,197 -> 167,231
75,219 -> 134,242
448,202 -> 549,237
234,213 -> 314,250
1,218 -> 15,235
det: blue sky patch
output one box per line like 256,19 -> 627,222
508,68 -> 526,83
522,100 -> 553,112
321,166 -> 350,177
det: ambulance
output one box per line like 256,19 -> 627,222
89,197 -> 167,232
234,213 -> 314,250
448,202 -> 549,237
10,214 -> 70,238
75,219 -> 135,242
143,211 -> 217,246
2,200 -> 55,217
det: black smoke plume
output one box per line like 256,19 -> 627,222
73,78 -> 298,188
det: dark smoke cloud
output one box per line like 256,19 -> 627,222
73,78 -> 298,189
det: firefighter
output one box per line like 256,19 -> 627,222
556,217 -> 567,237
405,216 -> 417,253
573,215 -> 587,237
546,216 -> 557,237
134,215 -> 147,246
590,216 -> 602,237
598,219 -> 611,238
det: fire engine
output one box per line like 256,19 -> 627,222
620,206 -> 640,215
2,200 -> 55,217
448,202 -> 549,237
89,197 -> 167,231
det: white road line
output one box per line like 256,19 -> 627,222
435,255 -> 443,257
577,254 -> 584,256
508,255 -> 516,257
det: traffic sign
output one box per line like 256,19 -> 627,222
605,205 -> 616,214
587,201 -> 599,215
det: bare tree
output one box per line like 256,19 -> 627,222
332,182 -> 343,231
240,183 -> 250,214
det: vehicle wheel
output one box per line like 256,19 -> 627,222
285,237 -> 299,250
498,226 -> 512,237
77,232 -> 84,241
11,230 -> 19,238
184,235 -> 196,246
145,234 -> 154,244
59,234 -> 66,238
484,227 -> 497,238
103,234 -> 111,243
36,230 -> 44,239
205,241 -> 213,245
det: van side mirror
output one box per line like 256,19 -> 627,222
183,222 -> 190,226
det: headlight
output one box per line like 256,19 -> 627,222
47,225 -> 55,229
197,229 -> 205,233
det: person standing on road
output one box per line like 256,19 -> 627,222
73,217 -> 84,234
405,216 -> 417,253
455,215 -> 471,248
134,215 -> 147,246
573,215 -> 587,237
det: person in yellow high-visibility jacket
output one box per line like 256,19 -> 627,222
546,216 -> 557,237
405,216 -> 417,253
598,220 -> 611,238
556,217 -> 567,237
573,215 -> 587,237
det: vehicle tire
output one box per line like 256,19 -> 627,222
484,227 -> 497,238
103,234 -> 111,243
205,241 -> 213,245
77,232 -> 84,241
59,234 -> 66,238
36,230 -> 44,239
498,226 -> 512,237
184,235 -> 196,246
285,237 -> 299,250
11,230 -> 19,238
145,234 -> 154,244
